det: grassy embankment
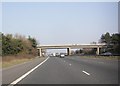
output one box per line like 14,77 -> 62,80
79,55 -> 120,60
1,55 -> 40,68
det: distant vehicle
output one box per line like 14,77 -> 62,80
55,53 -> 60,57
53,53 -> 56,57
49,54 -> 53,57
60,54 -> 65,58
101,52 -> 112,56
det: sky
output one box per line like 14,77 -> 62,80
1,0 -> 120,2
0,2 -> 2,32
2,2 -> 118,47
118,1 -> 120,33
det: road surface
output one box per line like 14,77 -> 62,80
2,56 -> 118,85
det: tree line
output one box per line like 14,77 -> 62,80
1,33 -> 38,56
100,32 -> 120,55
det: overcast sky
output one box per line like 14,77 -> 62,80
2,2 -> 118,46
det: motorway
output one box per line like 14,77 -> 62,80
2,56 -> 118,85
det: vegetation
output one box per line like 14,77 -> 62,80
0,32 -> 2,56
2,34 -> 37,56
0,33 -> 39,68
2,33 -> 38,56
99,32 -> 120,55
79,56 -> 119,60
2,55 -> 45,68
2,57 -> 33,68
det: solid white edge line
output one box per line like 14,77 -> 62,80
82,71 -> 90,76
9,57 -> 50,85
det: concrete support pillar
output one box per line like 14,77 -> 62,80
67,48 -> 71,56
38,48 -> 42,57
96,47 -> 100,55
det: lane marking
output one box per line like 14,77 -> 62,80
9,57 -> 50,85
82,71 -> 90,76
64,61 -> 66,62
69,64 -> 72,66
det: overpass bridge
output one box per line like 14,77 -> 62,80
37,44 -> 106,57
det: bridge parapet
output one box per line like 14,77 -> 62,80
37,43 -> 106,48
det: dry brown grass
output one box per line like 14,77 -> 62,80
80,55 -> 119,60
2,54 -> 33,62
2,54 -> 36,68
0,56 -> 2,69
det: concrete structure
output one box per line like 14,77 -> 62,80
37,44 -> 106,57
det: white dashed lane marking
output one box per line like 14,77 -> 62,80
82,71 -> 90,76
69,64 -> 72,66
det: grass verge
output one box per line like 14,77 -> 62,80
79,55 -> 119,60
1,55 -> 41,68
2,58 -> 33,68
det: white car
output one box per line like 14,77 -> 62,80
60,54 -> 65,58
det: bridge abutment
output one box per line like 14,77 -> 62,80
96,47 -> 100,55
67,48 -> 71,56
38,48 -> 42,57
